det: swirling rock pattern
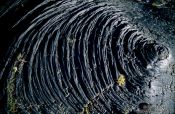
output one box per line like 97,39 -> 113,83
0,0 -> 172,113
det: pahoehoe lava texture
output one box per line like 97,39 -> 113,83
0,0 -> 170,113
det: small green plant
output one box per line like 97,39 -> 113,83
81,105 -> 90,114
7,66 -> 18,112
7,53 -> 26,113
116,74 -> 126,87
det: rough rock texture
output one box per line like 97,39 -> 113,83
0,0 -> 175,114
